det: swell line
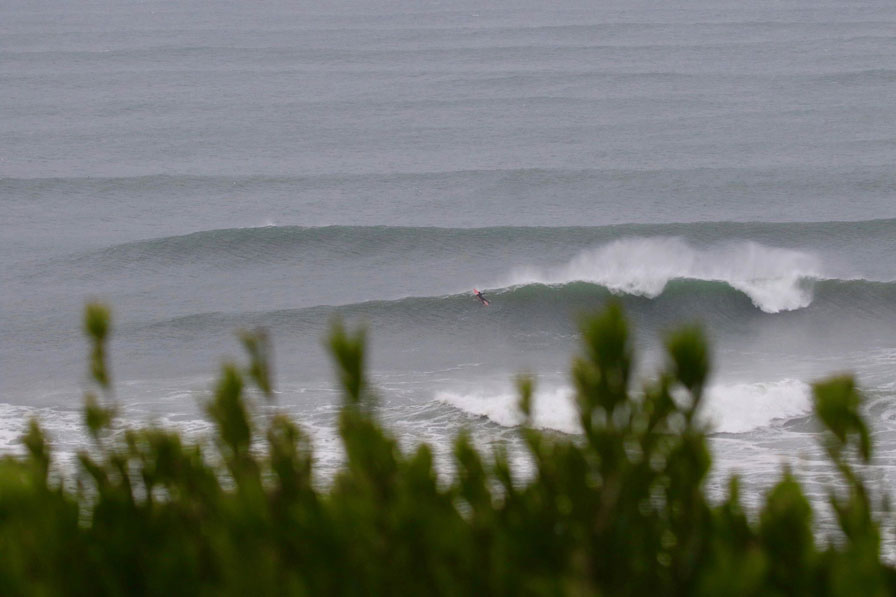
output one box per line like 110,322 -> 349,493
62,218 -> 896,267
139,278 -> 896,335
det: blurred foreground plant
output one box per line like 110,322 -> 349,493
0,303 -> 893,596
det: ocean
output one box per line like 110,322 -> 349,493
2,0 -> 896,526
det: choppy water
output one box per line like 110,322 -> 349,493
3,1 -> 896,523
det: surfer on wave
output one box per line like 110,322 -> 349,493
474,289 -> 490,306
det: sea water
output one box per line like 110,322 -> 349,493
3,0 -> 896,535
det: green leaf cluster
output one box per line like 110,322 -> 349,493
0,303 -> 893,595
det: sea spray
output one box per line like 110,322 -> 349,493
504,237 -> 822,313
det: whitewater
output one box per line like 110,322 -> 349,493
3,0 -> 896,541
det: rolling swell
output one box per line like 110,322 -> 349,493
73,218 -> 896,270
56,222 -> 896,318
141,278 -> 896,340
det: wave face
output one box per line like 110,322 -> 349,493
10,222 -> 896,383
33,220 -> 893,331
136,277 -> 896,342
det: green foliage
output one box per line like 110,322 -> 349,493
84,302 -> 111,390
0,302 -> 893,595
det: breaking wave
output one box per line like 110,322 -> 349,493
501,237 -> 822,313
437,378 -> 813,435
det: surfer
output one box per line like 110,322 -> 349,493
474,289 -> 490,306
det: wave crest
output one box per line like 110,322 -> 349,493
503,237 -> 822,313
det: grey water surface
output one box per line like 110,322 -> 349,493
3,1 -> 896,529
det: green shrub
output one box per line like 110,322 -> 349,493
0,302 -> 892,596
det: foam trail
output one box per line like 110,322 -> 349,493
438,378 -> 813,435
702,379 -> 813,433
504,237 -> 822,313
436,387 -> 580,434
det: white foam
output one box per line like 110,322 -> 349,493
503,237 -> 822,313
702,379 -> 813,433
0,403 -> 86,454
437,377 -> 813,435
436,386 -> 580,434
